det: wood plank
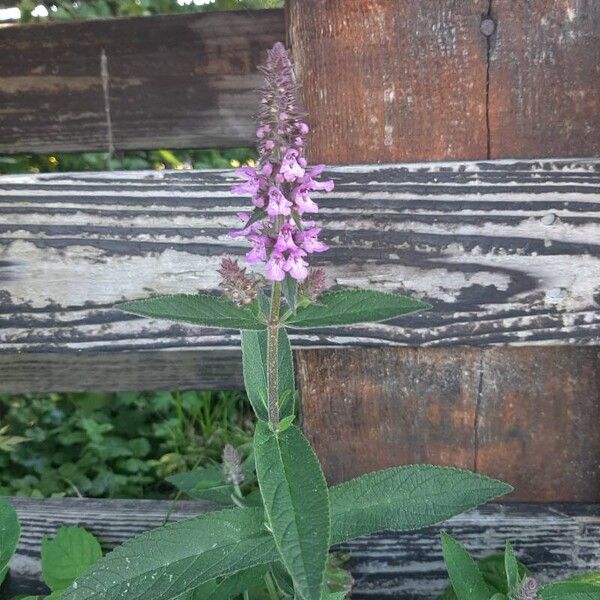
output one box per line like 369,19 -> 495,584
287,0 -> 600,505
287,0 -> 489,164
2,499 -> 599,598
0,9 -> 284,154
0,350 -> 244,393
488,0 -> 600,158
299,347 -> 600,501
1,159 -> 598,356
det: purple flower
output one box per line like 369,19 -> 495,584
267,186 -> 293,217
228,42 -> 334,282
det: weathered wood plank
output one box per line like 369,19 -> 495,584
489,0 -> 600,158
2,499 -> 599,598
299,346 -> 600,501
0,9 -> 284,154
1,160 -> 599,359
287,0 -> 489,164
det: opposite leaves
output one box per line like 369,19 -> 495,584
254,422 -> 330,600
116,294 -> 266,330
286,290 -> 430,328
64,466 -> 510,600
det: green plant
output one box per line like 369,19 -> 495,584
439,532 -> 600,600
56,42 -> 512,600
0,390 -> 253,499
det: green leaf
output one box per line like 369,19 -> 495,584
282,275 -> 298,315
116,294 -> 266,330
439,553 -> 530,599
61,508 -> 278,600
540,582 -> 600,599
241,328 -> 295,421
42,526 -> 102,591
566,573 -> 600,586
286,290 -> 430,328
504,541 -> 520,593
323,593 -> 347,600
490,595 -> 507,600
329,465 -> 512,544
166,466 -> 234,506
254,421 -> 330,600
0,499 -> 20,585
184,565 -> 268,599
65,466 -> 509,600
441,532 -> 490,600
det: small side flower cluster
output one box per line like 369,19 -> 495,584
229,42 -> 333,282
518,577 -> 538,600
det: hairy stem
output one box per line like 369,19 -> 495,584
267,281 -> 282,428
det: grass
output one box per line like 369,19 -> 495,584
0,390 -> 254,499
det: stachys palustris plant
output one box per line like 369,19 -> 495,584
62,42 -> 512,600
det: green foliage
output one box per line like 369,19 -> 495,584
116,294 -> 267,330
0,147 -> 257,175
0,500 -> 20,586
438,534 -> 600,600
241,328 -> 295,422
286,290 -> 431,328
441,532 -> 491,600
42,527 -> 103,593
64,464 -> 510,600
254,422 -> 330,600
16,0 -> 283,24
0,390 -> 252,498
539,582 -> 600,599
60,507 -> 278,600
329,465 -> 512,544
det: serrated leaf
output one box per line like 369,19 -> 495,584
116,294 -> 266,330
254,422 -> 330,600
282,275 -> 298,315
286,290 -> 430,328
504,541 -> 520,593
61,508 -> 278,600
0,499 -> 20,585
329,465 -> 512,544
65,466 -> 509,600
42,527 -> 102,591
184,565 -> 268,599
441,532 -> 490,600
540,582 -> 600,599
241,328 -> 295,421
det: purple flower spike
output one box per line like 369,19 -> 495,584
229,42 -> 333,282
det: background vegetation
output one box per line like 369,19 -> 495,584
0,0 -> 274,498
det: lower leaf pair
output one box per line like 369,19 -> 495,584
61,465 -> 512,600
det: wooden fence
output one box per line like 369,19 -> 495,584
1,1 -> 599,596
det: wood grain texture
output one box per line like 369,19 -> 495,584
0,9 -> 284,154
2,499 -> 599,599
1,159 -> 598,349
287,0 -> 489,164
299,346 -> 600,501
489,0 -> 600,158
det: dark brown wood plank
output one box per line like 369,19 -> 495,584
3,499 -> 599,599
299,347 -> 600,502
0,350 -> 244,393
287,0 -> 489,164
287,0 -> 600,505
488,0 -> 600,158
0,9 -> 284,154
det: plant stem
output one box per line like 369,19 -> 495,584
267,281 -> 282,429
